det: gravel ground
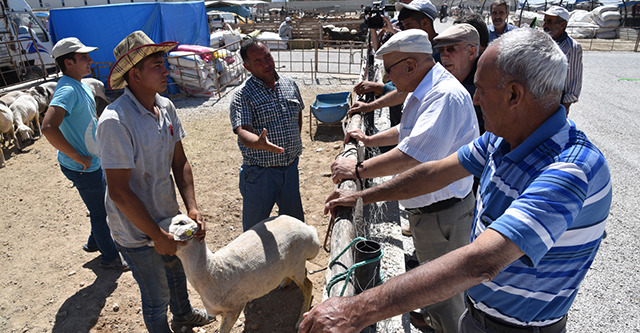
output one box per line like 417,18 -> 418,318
564,51 -> 640,332
173,48 -> 640,332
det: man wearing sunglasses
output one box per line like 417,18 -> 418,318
433,23 -> 484,135
330,29 -> 479,333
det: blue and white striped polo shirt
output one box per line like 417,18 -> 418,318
458,108 -> 612,326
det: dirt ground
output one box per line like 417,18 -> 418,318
0,78 -> 358,333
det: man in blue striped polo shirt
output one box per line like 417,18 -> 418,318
300,28 -> 611,333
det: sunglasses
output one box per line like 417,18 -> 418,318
385,57 -> 410,74
435,44 -> 461,54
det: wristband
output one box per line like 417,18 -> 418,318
355,161 -> 363,180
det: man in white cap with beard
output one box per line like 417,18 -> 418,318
543,5 -> 582,115
96,30 -> 214,333
329,28 -> 478,333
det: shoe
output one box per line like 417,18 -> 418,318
409,311 -> 431,329
401,224 -> 412,236
170,308 -> 215,331
99,257 -> 130,271
82,244 -> 99,252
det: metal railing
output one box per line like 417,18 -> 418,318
88,38 -> 366,99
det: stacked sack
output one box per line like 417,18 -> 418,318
568,10 -> 598,39
167,45 -> 242,96
591,5 -> 621,39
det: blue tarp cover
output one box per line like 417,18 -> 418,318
49,2 -> 209,65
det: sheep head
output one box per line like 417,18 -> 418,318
169,214 -> 200,241
158,214 -> 200,241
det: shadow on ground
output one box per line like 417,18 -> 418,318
52,257 -> 124,333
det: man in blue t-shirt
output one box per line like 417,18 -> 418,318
300,28 -> 611,333
42,37 -> 127,271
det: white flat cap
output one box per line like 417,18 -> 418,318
433,23 -> 480,47
376,29 -> 432,59
542,6 -> 570,22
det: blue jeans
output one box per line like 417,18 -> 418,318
60,166 -> 119,264
117,244 -> 194,333
239,157 -> 304,231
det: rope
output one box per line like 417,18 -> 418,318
326,237 -> 385,297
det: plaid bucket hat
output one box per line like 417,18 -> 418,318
108,30 -> 178,90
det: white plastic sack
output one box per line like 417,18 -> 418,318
169,66 -> 209,82
167,51 -> 208,69
600,11 -> 621,22
223,31 -> 243,51
569,10 -> 592,23
257,32 -> 288,50
596,30 -> 617,39
592,4 -> 619,17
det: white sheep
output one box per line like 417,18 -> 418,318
81,78 -> 111,118
0,104 -> 18,166
0,91 -> 23,107
158,214 -> 320,333
10,93 -> 40,146
27,82 -> 56,117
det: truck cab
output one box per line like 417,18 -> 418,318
0,0 -> 55,87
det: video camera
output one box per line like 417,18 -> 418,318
363,1 -> 396,29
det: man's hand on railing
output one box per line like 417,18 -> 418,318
343,128 -> 370,146
324,188 -> 360,218
349,101 -> 374,115
331,156 -> 357,184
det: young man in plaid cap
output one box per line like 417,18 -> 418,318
42,37 -> 127,271
96,30 -> 214,332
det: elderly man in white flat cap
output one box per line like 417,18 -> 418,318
328,28 -> 478,333
96,30 -> 214,333
543,5 -> 582,115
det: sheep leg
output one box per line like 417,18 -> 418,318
33,114 -> 42,138
294,276 -> 314,330
217,307 -> 243,333
279,277 -> 293,288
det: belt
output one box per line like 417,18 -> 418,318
405,193 -> 470,215
466,295 -> 567,333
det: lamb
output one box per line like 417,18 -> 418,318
10,93 -> 39,149
158,214 -> 320,333
0,91 -> 23,107
0,104 -> 18,166
81,78 -> 111,118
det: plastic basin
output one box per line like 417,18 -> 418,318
310,91 -> 350,124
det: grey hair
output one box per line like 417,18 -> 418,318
493,28 -> 567,108
490,0 -> 509,12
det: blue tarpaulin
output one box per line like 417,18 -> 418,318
49,2 -> 209,66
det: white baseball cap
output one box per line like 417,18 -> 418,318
542,6 -> 570,22
395,0 -> 438,21
52,37 -> 98,59
285,17 -> 291,21
376,29 -> 432,59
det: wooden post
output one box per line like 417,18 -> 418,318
324,113 -> 363,298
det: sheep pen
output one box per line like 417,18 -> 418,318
0,74 -> 358,332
